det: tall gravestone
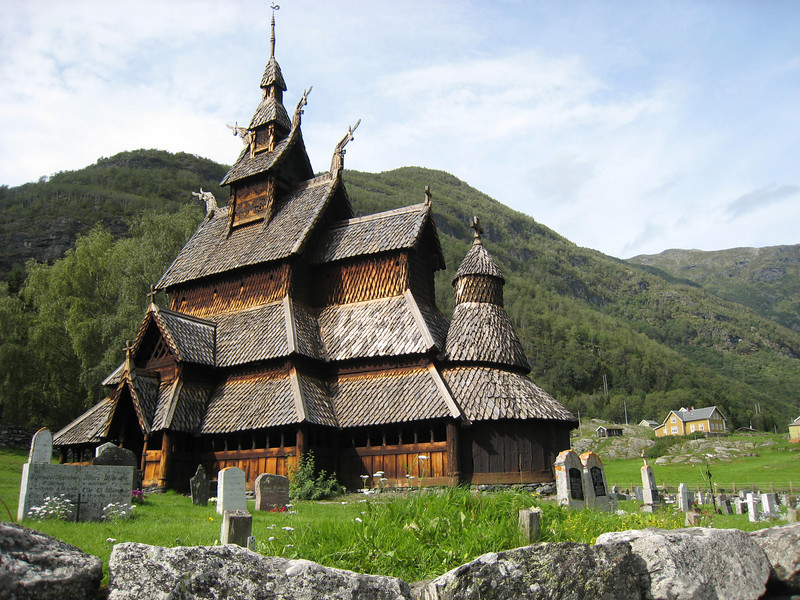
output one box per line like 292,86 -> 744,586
554,450 -> 585,510
18,429 -> 133,522
190,465 -> 210,506
640,461 -> 661,513
254,473 -> 289,511
746,492 -> 760,523
580,452 -> 611,512
677,483 -> 690,513
761,492 -> 779,516
217,467 -> 247,515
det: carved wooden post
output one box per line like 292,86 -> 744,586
446,421 -> 461,483
159,431 -> 172,488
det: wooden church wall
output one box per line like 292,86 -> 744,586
312,253 -> 408,306
460,420 -> 570,484
170,263 -> 290,317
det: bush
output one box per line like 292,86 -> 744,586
288,451 -> 345,501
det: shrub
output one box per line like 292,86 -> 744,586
288,451 -> 345,501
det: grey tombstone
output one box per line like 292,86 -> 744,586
221,510 -> 252,546
254,473 -> 289,511
634,486 -> 644,502
190,465 -> 210,506
640,464 -> 661,513
718,494 -> 732,515
779,493 -> 789,507
580,452 -> 611,512
788,506 -> 798,523
733,498 -> 745,515
93,443 -> 138,490
761,492 -> 779,516
554,449 -> 585,510
217,467 -> 247,515
28,428 -> 53,464
677,483 -> 691,513
518,508 -> 542,543
746,492 -> 760,523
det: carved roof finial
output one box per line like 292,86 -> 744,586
470,216 -> 484,245
292,86 -> 312,128
424,186 -> 432,205
192,188 -> 218,217
270,4 -> 280,58
330,119 -> 361,174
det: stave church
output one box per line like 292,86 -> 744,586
54,15 -> 577,490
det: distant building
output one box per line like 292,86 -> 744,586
789,416 -> 800,443
596,426 -> 623,438
654,406 -> 727,438
638,419 -> 658,428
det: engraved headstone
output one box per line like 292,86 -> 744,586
761,492 -> 779,516
634,486 -> 643,502
190,465 -> 210,506
92,443 -> 138,490
580,452 -> 611,512
677,483 -> 691,512
733,498 -> 745,515
255,473 -> 289,511
554,450 -> 584,510
641,463 -> 661,513
217,467 -> 247,515
28,428 -> 53,464
746,492 -> 760,523
718,494 -> 732,515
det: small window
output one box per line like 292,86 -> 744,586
671,426 -> 678,434
670,416 -> 676,423
698,423 -> 704,431
689,424 -> 695,433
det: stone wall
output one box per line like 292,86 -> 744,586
0,423 -> 37,449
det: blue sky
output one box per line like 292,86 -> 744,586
1,0 -> 798,258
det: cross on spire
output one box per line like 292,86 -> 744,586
470,216 -> 484,245
124,340 -> 134,359
147,285 -> 157,305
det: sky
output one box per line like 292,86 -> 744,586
1,1 -> 798,259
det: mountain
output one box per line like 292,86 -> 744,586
1,150 -> 798,432
628,246 -> 800,334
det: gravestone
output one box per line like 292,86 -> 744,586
255,473 -> 289,511
779,493 -> 789,507
718,494 -> 732,515
746,492 -> 760,523
221,510 -> 252,547
190,465 -> 210,506
28,428 -> 53,464
677,483 -> 691,513
554,450 -> 585,509
518,508 -> 542,543
634,486 -> 643,502
92,443 -> 138,490
580,452 -> 611,512
217,467 -> 247,515
734,498 -> 745,515
761,492 -> 779,516
640,463 -> 661,513
696,491 -> 705,505
18,430 -> 133,522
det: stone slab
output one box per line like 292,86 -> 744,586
217,467 -> 247,515
190,465 -> 210,506
254,473 -> 289,511
554,449 -> 585,510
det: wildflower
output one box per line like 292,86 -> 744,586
285,544 -> 294,548
209,517 -> 214,521
268,536 -> 275,541
373,471 -> 384,477
106,538 -> 117,544
341,501 -> 348,505
418,455 -> 429,460
355,517 -> 363,523
282,526 -> 295,532
285,504 -> 293,509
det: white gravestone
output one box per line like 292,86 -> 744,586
580,452 -> 611,512
761,492 -> 779,516
554,450 -> 585,510
18,430 -> 133,522
640,463 -> 661,513
217,467 -> 247,515
28,428 -> 53,464
746,492 -> 760,523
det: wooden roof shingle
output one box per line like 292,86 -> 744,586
442,366 -> 577,423
53,397 -> 114,446
454,242 -> 504,282
150,307 -> 216,366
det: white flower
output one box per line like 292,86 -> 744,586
355,517 -> 363,523
360,475 -> 369,480
285,504 -> 293,508
282,526 -> 294,532
418,455 -> 429,460
268,536 -> 275,541
106,538 -> 116,544
341,501 -> 348,505
373,471 -> 384,477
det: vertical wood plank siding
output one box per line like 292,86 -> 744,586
232,177 -> 274,227
170,264 -> 290,317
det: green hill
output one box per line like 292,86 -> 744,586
1,151 -> 798,432
628,246 -> 800,334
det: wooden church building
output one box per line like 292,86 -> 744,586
54,17 -> 577,490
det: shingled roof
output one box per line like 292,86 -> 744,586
454,242 -> 504,282
157,174 -> 339,289
444,302 -> 529,371
53,397 -> 114,445
137,306 -> 216,366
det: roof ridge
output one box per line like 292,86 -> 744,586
156,305 -> 217,327
327,202 -> 426,230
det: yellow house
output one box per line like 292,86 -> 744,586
654,406 -> 727,438
789,416 -> 800,443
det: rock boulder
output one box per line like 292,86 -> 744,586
108,542 -> 413,600
596,527 -> 771,600
749,523 -> 800,594
0,522 -> 102,600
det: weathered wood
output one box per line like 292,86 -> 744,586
446,422 -> 461,482
158,432 -> 171,488
314,253 -> 408,306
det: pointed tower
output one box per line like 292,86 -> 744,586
444,216 -> 529,371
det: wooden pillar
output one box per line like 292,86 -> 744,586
159,431 -> 172,489
446,421 -> 461,484
140,435 -> 149,472
58,448 -> 67,464
296,425 -> 307,457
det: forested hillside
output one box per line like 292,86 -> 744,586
628,246 -> 800,334
1,151 -> 797,433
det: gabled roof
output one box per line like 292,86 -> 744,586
137,305 -> 216,366
441,366 -> 576,423
310,202 -> 444,268
670,406 -> 724,422
157,174 -> 339,289
444,302 -> 529,372
150,380 -> 213,433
